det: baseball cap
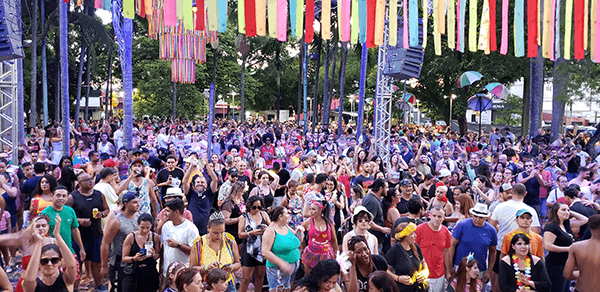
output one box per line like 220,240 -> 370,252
515,209 -> 532,218
99,153 -> 110,160
500,183 -> 513,193
120,191 -> 138,204
103,159 -> 118,168
438,169 -> 451,178
399,179 -> 412,187
228,167 -> 239,176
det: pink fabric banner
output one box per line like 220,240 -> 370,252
500,0 -> 508,54
95,0 -> 101,9
403,0 -> 409,48
594,0 -> 600,61
341,0 -> 351,41
277,0 -> 287,41
164,0 -> 178,26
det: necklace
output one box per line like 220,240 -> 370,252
512,255 -> 531,289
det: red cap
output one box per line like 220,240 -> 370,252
435,182 -> 445,188
103,159 -> 118,168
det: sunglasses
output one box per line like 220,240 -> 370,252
251,205 -> 263,210
357,219 -> 369,223
40,257 -> 61,265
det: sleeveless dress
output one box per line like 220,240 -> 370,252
192,234 -> 236,284
255,186 -> 275,210
301,218 -> 335,268
287,197 -> 303,229
128,179 -> 151,214
34,273 -> 68,292
121,232 -> 160,292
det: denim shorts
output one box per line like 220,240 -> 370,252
266,260 -> 300,290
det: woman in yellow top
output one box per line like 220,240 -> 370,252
190,211 -> 241,292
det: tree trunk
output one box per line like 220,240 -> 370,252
458,115 -> 468,136
172,81 -> 177,120
84,53 -> 91,121
60,0 -> 70,155
585,122 -> 600,159
324,45 -> 337,127
104,46 -> 113,119
30,0 -> 38,127
550,57 -> 566,142
74,37 -> 87,128
240,54 -> 246,121
529,49 -> 544,136
276,44 -> 281,122
312,34 -> 322,133
321,42 -> 331,127
337,43 -> 348,137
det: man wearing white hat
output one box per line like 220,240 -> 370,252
341,206 -> 379,255
449,202 -> 498,291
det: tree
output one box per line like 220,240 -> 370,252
495,94 -> 522,126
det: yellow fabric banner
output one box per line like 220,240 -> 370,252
448,0 -> 456,48
375,0 -> 386,45
564,0 -> 573,59
351,0 -> 359,43
479,0 -> 490,53
268,0 -> 278,38
296,0 -> 304,38
322,0 -> 331,39
542,0 -> 552,58
390,0 -> 398,46
469,0 -> 477,51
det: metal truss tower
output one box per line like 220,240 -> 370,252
373,13 -> 394,166
0,60 -> 19,163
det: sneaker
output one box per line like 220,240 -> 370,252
95,283 -> 109,292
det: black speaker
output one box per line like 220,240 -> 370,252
383,18 -> 424,80
0,0 -> 23,61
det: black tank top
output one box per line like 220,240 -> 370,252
128,232 -> 158,268
35,273 -> 68,292
71,189 -> 105,239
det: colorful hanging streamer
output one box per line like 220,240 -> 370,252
500,0 -> 508,54
374,0 -> 385,45
268,0 -> 278,38
469,0 -> 477,52
514,0 -> 525,56
256,0 -> 267,36
217,0 -> 227,32
245,0 -> 256,36
305,0 -> 315,42
585,0 -> 589,50
489,0 -> 496,51
542,0 -> 553,58
403,0 -> 409,48
551,0 -> 556,59
479,0 -> 490,54
95,0 -> 101,9
322,0 -> 331,39
207,0 -> 219,31
527,0 -> 537,57
296,0 -> 304,38
277,0 -> 287,41
565,0 -> 573,59
448,0 -> 456,49
196,0 -> 205,30
367,0 -> 376,47
434,0 -> 441,54
574,0 -> 585,58
390,0 -> 398,46
341,0 -> 351,41
359,0 -> 367,43
351,0 -> 359,43
594,0 -> 600,61
423,0 -> 428,48
184,0 -> 194,30
123,0 -> 135,18
164,0 -> 177,26
591,0 -> 596,55
438,0 -> 445,33
290,0 -> 297,36
239,0 -> 246,33
554,0 -> 560,59
458,0 -> 465,51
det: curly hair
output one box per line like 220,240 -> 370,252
295,259 -> 341,292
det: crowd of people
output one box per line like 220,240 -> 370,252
0,117 -> 598,292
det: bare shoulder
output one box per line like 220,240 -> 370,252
501,255 -> 511,265
531,255 -> 542,265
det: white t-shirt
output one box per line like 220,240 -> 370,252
157,134 -> 170,148
161,219 -> 199,274
546,188 -> 564,205
94,182 -> 118,212
490,200 -> 541,250
113,129 -> 124,150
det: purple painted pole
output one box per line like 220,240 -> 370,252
207,83 -> 215,158
60,0 -> 70,155
356,44 -> 367,141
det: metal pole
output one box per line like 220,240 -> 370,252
403,80 -> 407,125
356,44 -> 367,140
42,0 -> 48,126
449,96 -> 453,129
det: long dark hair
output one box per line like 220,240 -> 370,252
548,202 -> 567,225
295,259 -> 341,292
32,174 -> 58,197
382,188 -> 398,221
160,261 -> 185,292
311,198 -> 334,226
451,257 -> 479,292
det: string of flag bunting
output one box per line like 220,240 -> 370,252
95,0 -> 600,83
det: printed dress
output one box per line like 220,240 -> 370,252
301,218 -> 335,268
287,197 -> 303,229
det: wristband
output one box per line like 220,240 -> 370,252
177,243 -> 182,249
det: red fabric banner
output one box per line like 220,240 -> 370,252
306,0 -> 315,43
527,0 -> 538,57
366,0 -> 376,47
574,0 -> 585,59
245,0 -> 257,36
489,0 -> 497,51
196,0 -> 205,31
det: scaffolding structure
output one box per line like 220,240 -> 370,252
0,60 -> 18,163
373,13 -> 394,166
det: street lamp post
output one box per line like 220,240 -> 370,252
445,94 -> 457,129
307,97 -> 312,124
229,91 -> 236,120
